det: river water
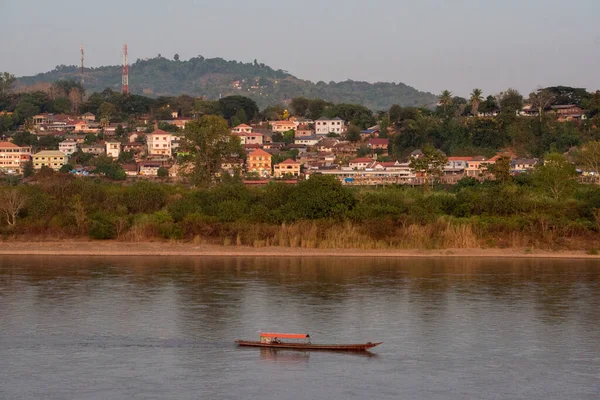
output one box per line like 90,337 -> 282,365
1,256 -> 599,399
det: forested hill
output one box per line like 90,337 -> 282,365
16,56 -> 437,110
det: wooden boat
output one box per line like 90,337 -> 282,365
235,332 -> 382,352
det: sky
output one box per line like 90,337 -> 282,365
2,0 -> 600,98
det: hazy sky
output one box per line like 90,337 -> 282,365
2,0 -> 599,98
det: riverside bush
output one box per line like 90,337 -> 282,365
2,172 -> 600,250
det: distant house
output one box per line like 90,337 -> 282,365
315,117 -> 344,135
128,132 -> 141,143
71,120 -> 90,132
360,129 -> 380,140
80,112 -> 96,122
349,157 -> 374,170
221,158 -> 244,176
271,121 -> 296,133
234,132 -> 263,145
122,163 -> 139,177
231,123 -> 253,134
551,105 -> 586,121
273,158 -> 301,178
80,144 -> 105,155
295,124 -> 315,137
0,141 -> 31,174
246,149 -> 272,177
511,158 -> 539,173
146,129 -> 172,158
32,150 -> 68,170
294,135 -> 321,146
169,118 -> 193,130
122,142 -> 145,157
138,160 -> 168,176
105,141 -> 121,158
58,139 -> 78,156
367,138 -> 389,151
317,139 -> 339,153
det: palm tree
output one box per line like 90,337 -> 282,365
470,88 -> 483,116
438,90 -> 453,114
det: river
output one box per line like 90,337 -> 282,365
1,256 -> 599,399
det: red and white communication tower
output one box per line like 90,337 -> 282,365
122,44 -> 129,94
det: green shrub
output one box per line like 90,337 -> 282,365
89,212 -> 116,240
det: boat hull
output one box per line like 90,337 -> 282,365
235,340 -> 382,352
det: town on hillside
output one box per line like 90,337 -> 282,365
1,80 -> 599,186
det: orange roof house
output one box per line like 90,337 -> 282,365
247,149 -> 272,177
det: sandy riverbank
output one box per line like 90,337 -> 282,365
0,241 -> 599,259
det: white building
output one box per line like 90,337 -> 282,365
315,117 -> 344,135
233,133 -> 263,145
105,141 -> 121,158
146,129 -> 173,158
58,139 -> 78,156
294,136 -> 321,146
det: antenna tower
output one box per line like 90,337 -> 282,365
122,44 -> 129,94
80,45 -> 85,89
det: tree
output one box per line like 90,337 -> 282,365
218,96 -> 259,122
307,99 -> 329,120
11,131 -> 37,147
235,108 -> 248,124
498,89 -> 523,115
174,53 -> 180,61
290,97 -> 310,117
389,104 -> 402,124
115,124 -> 125,137
0,72 -> 16,95
59,163 -> 74,173
346,125 -> 361,142
157,166 -> 169,179
409,145 -> 448,189
0,188 -> 27,226
479,95 -> 499,115
532,152 -> 577,200
285,174 -> 355,220
470,89 -> 483,116
99,102 -> 117,122
438,90 -> 453,115
529,89 -> 555,121
490,155 -> 512,183
22,161 -> 34,178
180,115 -> 243,187
575,141 -> 600,184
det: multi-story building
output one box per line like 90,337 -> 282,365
273,158 -> 301,178
58,139 -> 78,156
315,117 -> 344,135
246,149 -> 272,177
146,129 -> 172,158
0,142 -> 32,174
32,150 -> 68,170
105,141 -> 121,158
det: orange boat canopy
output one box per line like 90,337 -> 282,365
260,332 -> 309,339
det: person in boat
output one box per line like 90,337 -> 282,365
272,337 -> 280,344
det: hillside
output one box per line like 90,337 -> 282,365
16,56 -> 437,110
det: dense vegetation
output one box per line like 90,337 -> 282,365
15,56 -> 437,110
1,173 -> 599,250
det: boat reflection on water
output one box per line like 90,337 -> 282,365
257,348 -> 378,362
259,348 -> 310,363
